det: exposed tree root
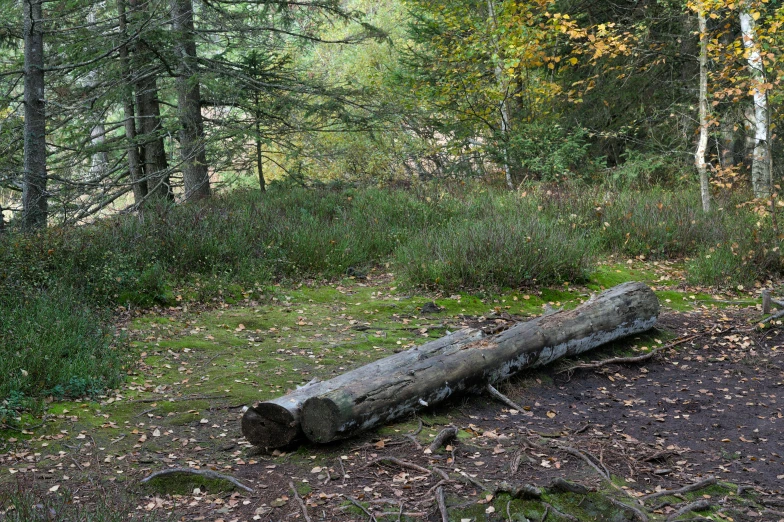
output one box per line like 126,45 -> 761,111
665,499 -> 711,522
435,485 -> 448,522
604,496 -> 649,522
139,467 -> 253,493
642,477 -> 717,502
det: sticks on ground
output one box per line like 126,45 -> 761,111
364,456 -> 450,481
435,485 -> 448,522
665,499 -> 711,522
289,482 -> 312,522
604,496 -> 649,522
139,467 -> 254,493
486,384 -> 526,412
559,333 -> 704,373
642,477 -> 716,502
346,496 -> 378,522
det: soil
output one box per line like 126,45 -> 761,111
2,302 -> 784,521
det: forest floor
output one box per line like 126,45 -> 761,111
1,260 -> 784,521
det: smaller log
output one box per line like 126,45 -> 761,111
241,327 -> 484,448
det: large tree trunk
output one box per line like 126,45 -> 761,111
130,0 -> 173,202
740,4 -> 771,198
22,0 -> 47,229
695,7 -> 710,212
300,282 -> 658,444
171,0 -> 211,201
118,0 -> 146,205
241,327 -> 485,448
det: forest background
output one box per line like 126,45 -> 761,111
1,0 -> 784,455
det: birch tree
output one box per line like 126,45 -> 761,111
694,1 -> 711,212
739,2 -> 771,198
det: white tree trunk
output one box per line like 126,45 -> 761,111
486,0 -> 513,189
740,5 -> 771,198
695,8 -> 710,212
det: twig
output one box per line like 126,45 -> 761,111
289,482 -> 312,522
555,444 -> 609,480
435,486 -> 448,522
486,383 -> 525,411
542,502 -> 578,522
404,434 -> 422,450
365,456 -> 450,481
605,496 -> 649,522
642,477 -> 716,502
130,394 -> 229,404
559,333 -> 704,373
338,457 -> 347,483
665,499 -> 711,522
427,426 -> 457,453
759,308 -> 784,326
139,467 -> 253,493
134,408 -> 157,418
346,496 -> 377,522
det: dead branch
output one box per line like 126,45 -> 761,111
289,482 -> 312,522
364,456 -> 449,481
604,496 -> 649,522
435,485 -> 448,522
139,467 -> 253,493
555,444 -> 609,480
427,426 -> 457,453
665,499 -> 711,522
345,496 -> 377,522
642,477 -> 716,502
541,502 -> 578,522
486,383 -> 525,412
559,333 -> 704,373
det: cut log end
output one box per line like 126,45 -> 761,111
241,404 -> 299,448
300,397 -> 343,443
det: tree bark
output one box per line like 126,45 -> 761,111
695,7 -> 710,212
300,282 -> 659,444
241,327 -> 485,448
130,0 -> 173,202
118,0 -> 146,204
22,0 -> 47,229
739,4 -> 771,198
486,0 -> 513,189
171,0 -> 211,201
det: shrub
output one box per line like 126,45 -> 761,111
396,194 -> 596,290
0,289 -> 126,405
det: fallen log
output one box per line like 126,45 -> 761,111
241,327 -> 485,448
300,282 -> 659,443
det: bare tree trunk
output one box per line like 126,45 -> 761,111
130,0 -> 172,202
171,0 -> 210,201
486,0 -> 513,189
695,7 -> 710,212
255,95 -> 265,192
22,0 -> 47,229
118,0 -> 147,204
740,4 -> 771,198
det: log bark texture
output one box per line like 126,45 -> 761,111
241,327 -> 485,448
300,282 -> 658,444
